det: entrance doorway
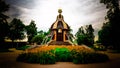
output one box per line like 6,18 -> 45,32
57,32 -> 63,41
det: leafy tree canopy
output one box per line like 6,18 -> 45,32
0,0 -> 9,43
8,18 -> 25,42
75,24 -> 94,46
98,0 -> 120,49
25,20 -> 37,43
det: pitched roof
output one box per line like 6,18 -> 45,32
50,9 -> 70,30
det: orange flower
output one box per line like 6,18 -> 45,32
26,45 -> 94,54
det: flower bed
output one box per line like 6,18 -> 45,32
16,45 -> 109,64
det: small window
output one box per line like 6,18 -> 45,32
58,29 -> 62,33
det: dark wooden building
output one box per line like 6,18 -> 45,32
47,9 -> 73,45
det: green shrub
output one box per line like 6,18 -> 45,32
71,50 -> 90,64
16,53 -> 38,63
55,48 -> 72,62
16,45 -> 30,50
39,52 -> 55,64
16,52 -> 56,64
72,51 -> 109,64
92,44 -> 106,51
16,46 -> 109,64
91,52 -> 109,62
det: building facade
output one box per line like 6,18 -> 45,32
42,9 -> 74,45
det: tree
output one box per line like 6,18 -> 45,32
75,26 -> 85,37
99,0 -> 120,49
8,18 -> 25,42
98,22 -> 111,47
76,34 -> 88,45
37,30 -> 44,35
75,26 -> 86,45
0,0 -> 9,43
25,20 -> 37,44
31,30 -> 45,45
75,25 -> 94,46
85,24 -> 95,46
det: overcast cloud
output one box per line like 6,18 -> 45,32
5,0 -> 108,40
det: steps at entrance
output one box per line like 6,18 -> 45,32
48,41 -> 72,45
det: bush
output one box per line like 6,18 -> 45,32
16,52 -> 56,64
55,48 -> 72,62
72,51 -> 88,64
16,45 -> 30,50
31,35 -> 45,45
71,48 -> 109,64
39,52 -> 56,64
91,44 -> 106,51
72,51 -> 109,64
16,45 -> 109,64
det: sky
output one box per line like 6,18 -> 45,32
5,0 -> 108,40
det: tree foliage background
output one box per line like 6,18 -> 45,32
75,24 -> 94,46
98,0 -> 120,49
0,0 -> 9,43
8,18 -> 25,42
25,20 -> 37,44
31,30 -> 50,45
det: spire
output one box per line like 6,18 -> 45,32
50,9 -> 69,30
58,9 -> 63,19
58,9 -> 62,14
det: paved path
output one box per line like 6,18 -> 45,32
0,49 -> 120,68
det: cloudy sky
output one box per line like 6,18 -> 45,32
5,0 -> 108,40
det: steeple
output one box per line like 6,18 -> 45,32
58,9 -> 62,14
57,9 -> 64,19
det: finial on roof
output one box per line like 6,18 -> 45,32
58,9 -> 62,14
